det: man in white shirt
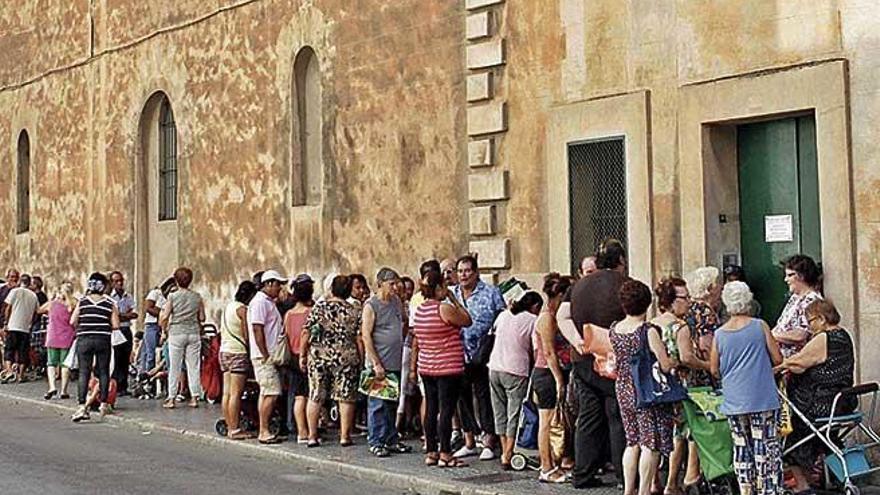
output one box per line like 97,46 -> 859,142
247,269 -> 286,444
139,276 -> 176,378
1,274 -> 39,383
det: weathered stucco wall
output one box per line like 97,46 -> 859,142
494,0 -> 877,379
0,0 -> 467,320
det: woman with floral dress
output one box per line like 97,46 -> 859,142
683,266 -> 722,388
300,275 -> 362,447
773,254 -> 823,358
611,279 -> 676,495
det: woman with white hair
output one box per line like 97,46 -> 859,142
682,266 -> 721,388
710,281 -> 783,495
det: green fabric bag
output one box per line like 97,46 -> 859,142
682,387 -> 734,481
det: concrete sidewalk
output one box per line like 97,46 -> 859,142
0,380 -> 618,495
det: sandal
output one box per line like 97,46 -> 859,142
339,439 -> 354,447
425,453 -> 439,466
307,439 -> 322,448
228,430 -> 250,441
44,390 -> 57,400
188,398 -> 199,408
437,457 -> 467,468
538,467 -> 567,484
258,435 -> 282,444
162,399 -> 176,409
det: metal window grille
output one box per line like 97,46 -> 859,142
158,98 -> 178,221
568,138 -> 627,274
17,131 -> 30,234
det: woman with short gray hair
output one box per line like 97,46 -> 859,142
710,281 -> 783,495
682,266 -> 722,388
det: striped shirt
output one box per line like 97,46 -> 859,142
413,300 -> 464,377
76,295 -> 116,337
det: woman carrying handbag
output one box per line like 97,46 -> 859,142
609,279 -> 678,495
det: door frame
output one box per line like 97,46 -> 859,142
678,60 -> 857,340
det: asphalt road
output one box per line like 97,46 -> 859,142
0,396 -> 404,495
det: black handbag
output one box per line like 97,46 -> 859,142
472,327 -> 495,365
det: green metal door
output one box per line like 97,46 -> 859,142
737,116 -> 821,324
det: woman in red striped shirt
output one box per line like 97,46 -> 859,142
410,270 -> 472,468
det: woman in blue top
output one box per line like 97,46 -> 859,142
710,281 -> 783,495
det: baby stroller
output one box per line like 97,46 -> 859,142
28,327 -> 48,380
780,382 -> 880,495
681,387 -> 738,495
509,378 -> 542,472
132,344 -> 168,400
214,372 -> 283,438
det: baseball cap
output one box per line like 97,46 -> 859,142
376,267 -> 400,283
260,270 -> 288,284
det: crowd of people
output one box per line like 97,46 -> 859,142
0,242 -> 858,495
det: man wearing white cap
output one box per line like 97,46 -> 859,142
247,269 -> 287,444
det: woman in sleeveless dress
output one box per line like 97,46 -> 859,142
611,279 -> 676,495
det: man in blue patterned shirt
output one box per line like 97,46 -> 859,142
451,254 -> 505,460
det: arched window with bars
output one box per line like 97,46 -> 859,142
158,97 -> 178,221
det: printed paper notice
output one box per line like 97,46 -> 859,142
765,215 -> 793,243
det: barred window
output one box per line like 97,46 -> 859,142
568,138 -> 628,273
292,46 -> 322,206
158,97 -> 177,221
16,130 -> 30,234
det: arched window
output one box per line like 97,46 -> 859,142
158,97 -> 178,221
292,46 -> 322,206
16,130 -> 30,234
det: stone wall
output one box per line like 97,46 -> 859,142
0,0 -> 468,320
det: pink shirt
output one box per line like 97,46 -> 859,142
488,310 -> 536,377
284,309 -> 310,356
46,300 -> 75,349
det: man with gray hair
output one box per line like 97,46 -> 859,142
362,267 -> 411,457
579,256 -> 597,278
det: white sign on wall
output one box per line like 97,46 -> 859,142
765,214 -> 794,243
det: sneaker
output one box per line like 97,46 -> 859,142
370,445 -> 390,458
478,447 -> 496,461
72,406 -> 90,423
453,445 -> 480,459
450,429 -> 463,445
385,442 -> 413,454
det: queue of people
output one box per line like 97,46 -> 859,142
0,247 -> 861,494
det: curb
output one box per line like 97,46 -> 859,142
0,390 -> 503,495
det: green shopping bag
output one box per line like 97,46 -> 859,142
682,387 -> 735,481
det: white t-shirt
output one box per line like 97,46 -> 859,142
246,291 -> 282,359
5,287 -> 39,333
144,288 -> 167,325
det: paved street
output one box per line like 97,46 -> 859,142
0,395 -> 403,495
0,380 -> 620,495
